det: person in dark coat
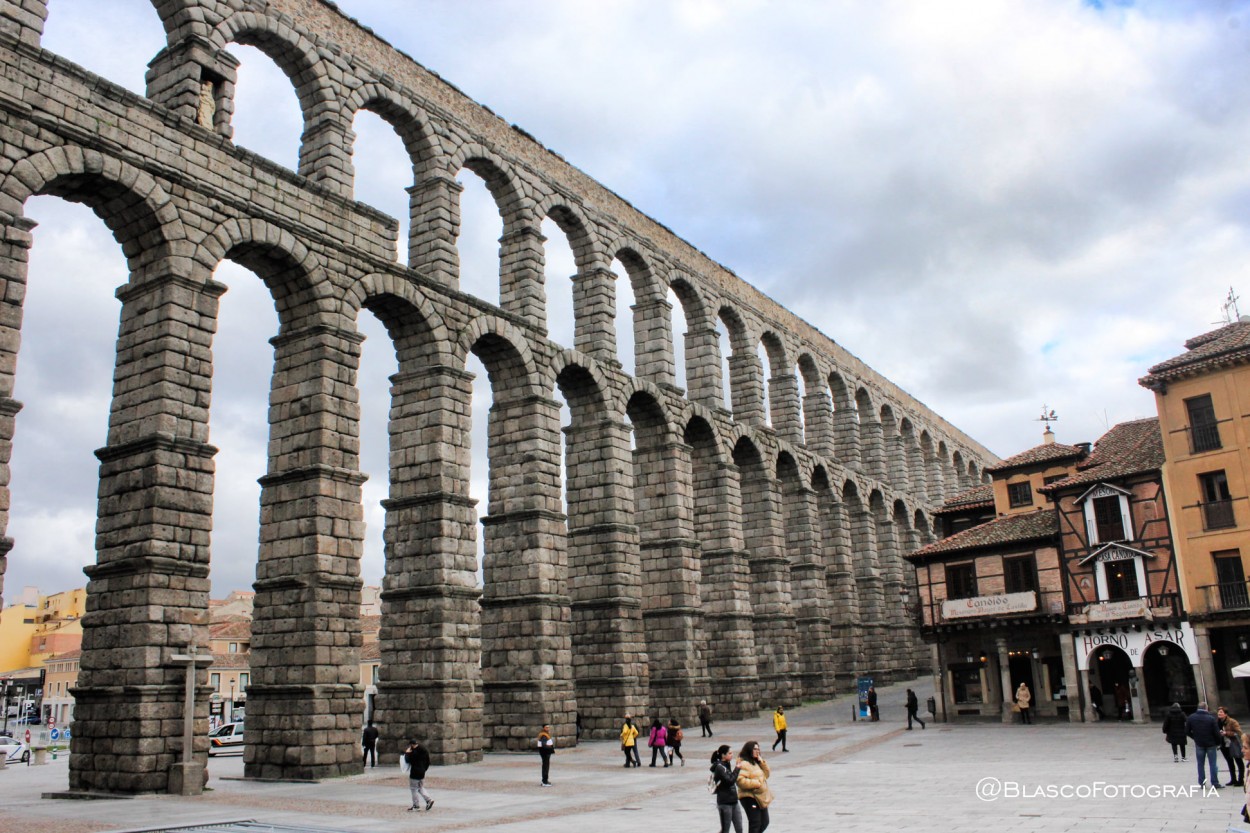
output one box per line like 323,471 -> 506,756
867,685 -> 879,721
404,739 -> 435,811
536,724 -> 555,787
1162,703 -> 1187,763
1089,684 -> 1104,721
906,688 -> 926,730
710,744 -> 743,833
1185,702 -> 1223,789
700,700 -> 714,737
361,720 -> 379,768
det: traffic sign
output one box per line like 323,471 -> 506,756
62,728 -> 70,740
47,716 -> 55,729
49,728 -> 60,741
23,729 -> 29,744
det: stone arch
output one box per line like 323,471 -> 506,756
539,200 -> 605,355
195,217 -> 334,329
668,275 -> 720,406
828,369 -> 858,468
684,414 -> 758,717
627,389 -> 706,715
920,430 -> 944,503
557,358 -> 648,737
760,331 -> 801,443
733,435 -> 800,707
1,146 -> 189,275
468,316 -> 573,750
856,387 -> 883,480
720,305 -> 764,423
842,478 -> 880,670
604,244 -> 669,385
351,273 -> 484,764
777,450 -> 833,696
797,354 -> 831,455
213,11 -> 346,187
869,489 -> 906,674
952,449 -> 968,490
879,403 -> 905,490
450,147 -> 543,323
813,466 -> 859,682
899,416 -> 920,495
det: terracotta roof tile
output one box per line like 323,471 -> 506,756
984,442 -> 1086,473
209,652 -> 250,671
1140,319 -> 1250,389
933,484 -> 994,515
907,510 -> 1056,561
209,621 -> 252,640
1040,418 -> 1163,492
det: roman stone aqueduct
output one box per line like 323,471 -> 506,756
0,0 -> 994,793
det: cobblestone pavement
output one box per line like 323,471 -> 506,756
1,680 -> 1247,833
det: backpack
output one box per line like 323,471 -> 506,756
674,727 -> 683,743
707,772 -> 716,793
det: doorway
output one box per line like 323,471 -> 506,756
1142,642 -> 1197,718
1091,646 -> 1133,720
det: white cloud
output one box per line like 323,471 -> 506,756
9,0 -> 1250,599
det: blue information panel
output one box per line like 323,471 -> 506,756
856,676 -> 874,719
49,728 -> 60,741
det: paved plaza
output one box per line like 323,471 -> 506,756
0,680 -> 1246,833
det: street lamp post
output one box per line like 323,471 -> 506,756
229,680 -> 235,723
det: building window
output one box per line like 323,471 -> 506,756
239,673 -> 249,691
228,643 -> 238,653
1042,475 -> 1066,503
946,562 -> 978,599
1004,555 -> 1037,594
1093,495 -> 1127,542
1007,481 -> 1033,508
1186,394 -> 1222,453
1214,550 -> 1248,610
1199,470 -> 1235,530
210,672 -> 221,692
1104,560 -> 1141,601
952,665 -> 984,704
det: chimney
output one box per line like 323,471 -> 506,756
1042,426 -> 1055,445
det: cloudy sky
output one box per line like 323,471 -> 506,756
5,0 -> 1250,600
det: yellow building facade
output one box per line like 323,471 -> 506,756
1141,318 -> 1250,710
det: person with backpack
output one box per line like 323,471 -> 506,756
709,744 -> 743,833
667,718 -> 685,766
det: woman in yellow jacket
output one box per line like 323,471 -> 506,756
771,706 -> 788,752
620,715 -> 641,768
736,740 -> 773,833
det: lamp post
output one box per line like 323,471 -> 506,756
229,680 -> 235,723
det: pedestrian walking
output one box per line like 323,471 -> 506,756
536,724 -> 555,786
710,744 -> 743,833
867,685 -> 879,721
620,714 -> 640,767
1015,682 -> 1032,725
771,706 -> 788,752
403,738 -> 435,811
1162,702 -> 1187,762
361,720 -> 379,768
1088,683 -> 1104,721
648,718 -> 669,767
906,688 -> 926,730
1219,707 -> 1245,787
700,699 -> 714,737
1185,701 -> 1222,789
736,740 -> 773,833
1114,682 -> 1131,721
667,718 -> 685,766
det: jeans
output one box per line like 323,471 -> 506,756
772,729 -> 787,751
1170,741 -> 1186,759
1196,745 -> 1220,786
740,797 -> 770,833
540,751 -> 552,784
408,777 -> 432,807
907,707 -> 926,729
717,801 -> 744,833
362,744 -> 375,767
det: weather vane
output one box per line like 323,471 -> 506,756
1037,405 -> 1058,427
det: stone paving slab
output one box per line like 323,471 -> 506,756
1,680 -> 1247,833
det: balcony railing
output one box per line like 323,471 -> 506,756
1200,580 -> 1250,613
1189,422 -> 1223,454
1066,593 -> 1181,622
1201,499 -> 1236,531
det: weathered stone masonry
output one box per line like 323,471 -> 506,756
0,0 -> 994,793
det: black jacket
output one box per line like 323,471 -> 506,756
362,725 -> 379,748
906,691 -> 918,711
405,745 -> 431,779
1161,707 -> 1187,744
710,759 -> 740,806
1186,709 -> 1222,748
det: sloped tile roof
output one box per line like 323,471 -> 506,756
209,620 -> 252,640
209,652 -> 251,671
984,441 -> 1086,473
907,510 -> 1057,561
934,484 -> 994,515
1140,319 -> 1250,390
1039,418 -> 1163,492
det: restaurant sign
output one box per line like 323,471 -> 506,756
942,591 -> 1037,620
